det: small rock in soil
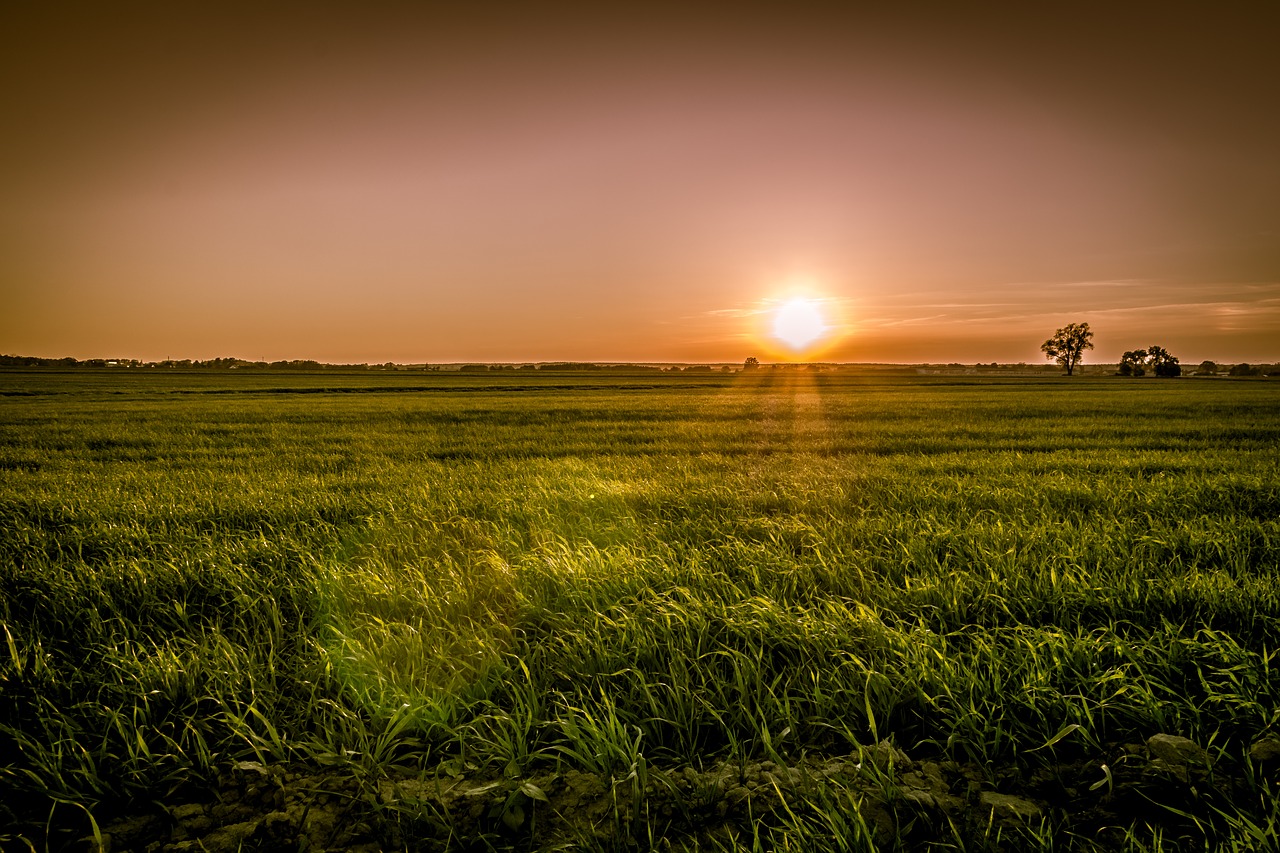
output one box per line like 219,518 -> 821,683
1249,737 -> 1280,764
1146,734 -> 1207,769
979,791 -> 1042,823
859,741 -> 909,770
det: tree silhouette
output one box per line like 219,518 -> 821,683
1145,346 -> 1181,377
1117,346 -> 1181,377
1041,323 -> 1094,376
1119,349 -> 1147,377
743,357 -> 760,370
1195,360 -> 1218,375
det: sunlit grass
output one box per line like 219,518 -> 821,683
1,369 -> 1278,848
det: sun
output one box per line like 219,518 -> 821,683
772,298 -> 828,351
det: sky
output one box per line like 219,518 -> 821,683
3,2 -> 1278,364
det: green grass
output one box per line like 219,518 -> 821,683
1,369 -> 1278,849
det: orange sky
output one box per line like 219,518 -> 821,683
3,3 -> 1278,364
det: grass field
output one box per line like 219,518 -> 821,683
2,369 -> 1279,851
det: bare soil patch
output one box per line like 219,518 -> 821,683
82,735 -> 1280,851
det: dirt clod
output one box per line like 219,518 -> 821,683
86,734 -> 1280,851
1250,737 -> 1280,764
979,791 -> 1042,823
1145,733 -> 1207,768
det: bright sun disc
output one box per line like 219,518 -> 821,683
773,298 -> 827,350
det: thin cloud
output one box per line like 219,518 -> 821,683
704,294 -> 857,320
917,302 -> 1017,309
704,307 -> 766,319
859,314 -> 950,328
1052,279 -> 1154,289
1083,299 -> 1280,317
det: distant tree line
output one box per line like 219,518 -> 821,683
1186,359 -> 1280,377
5,351 -> 1277,375
1226,363 -> 1275,377
0,355 -> 148,368
459,363 -> 669,372
0,355 -> 738,372
0,355 -> 423,370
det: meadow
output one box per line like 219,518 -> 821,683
1,368 -> 1278,851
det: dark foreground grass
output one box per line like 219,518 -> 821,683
1,369 -> 1279,850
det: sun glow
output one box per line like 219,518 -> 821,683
772,298 -> 828,351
